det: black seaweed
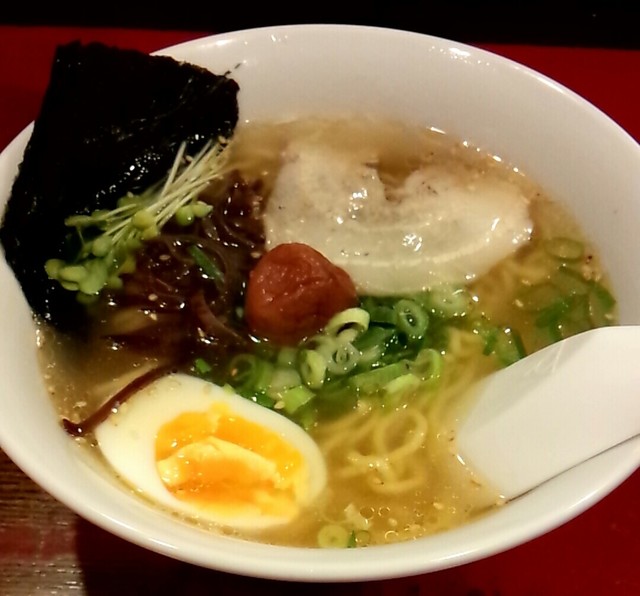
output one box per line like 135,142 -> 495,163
0,41 -> 239,330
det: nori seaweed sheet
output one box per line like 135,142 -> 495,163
0,41 -> 239,331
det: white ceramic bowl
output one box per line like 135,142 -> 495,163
1,24 -> 639,582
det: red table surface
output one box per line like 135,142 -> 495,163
0,25 -> 639,596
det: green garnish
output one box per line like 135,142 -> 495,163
317,524 -> 351,549
515,237 -> 616,343
45,139 -> 230,300
193,357 -> 213,376
187,244 -> 225,282
192,238 -> 616,428
214,286 -> 478,427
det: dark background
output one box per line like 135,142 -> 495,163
1,3 -> 639,49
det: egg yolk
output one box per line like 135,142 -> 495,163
155,403 -> 307,519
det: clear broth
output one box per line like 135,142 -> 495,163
37,117 -> 616,547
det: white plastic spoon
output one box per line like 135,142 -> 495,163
456,325 -> 640,500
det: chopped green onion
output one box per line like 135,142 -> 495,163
228,354 -> 273,394
383,372 -> 420,397
279,385 -> 314,415
326,342 -> 361,376
253,392 -> 277,409
535,297 -> 572,328
551,266 -> 590,296
493,327 -> 526,366
268,367 -> 302,394
363,300 -> 397,326
276,346 -> 298,368
298,349 -> 327,389
352,530 -> 370,547
411,348 -> 443,383
295,405 -> 317,431
318,524 -> 351,548
558,294 -> 592,338
353,326 -> 394,367
516,282 -> 561,312
349,361 -> 411,393
194,357 -> 212,376
424,285 -> 472,319
323,307 -> 370,338
472,318 -> 499,355
307,335 -> 340,361
588,283 -> 616,326
187,244 -> 224,282
393,298 -> 429,341
335,327 -> 360,345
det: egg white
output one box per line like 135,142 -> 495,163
94,373 -> 327,530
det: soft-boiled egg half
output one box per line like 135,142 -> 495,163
94,373 -> 327,530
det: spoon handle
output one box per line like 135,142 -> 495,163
456,325 -> 640,500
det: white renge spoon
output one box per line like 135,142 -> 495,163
456,325 -> 640,500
